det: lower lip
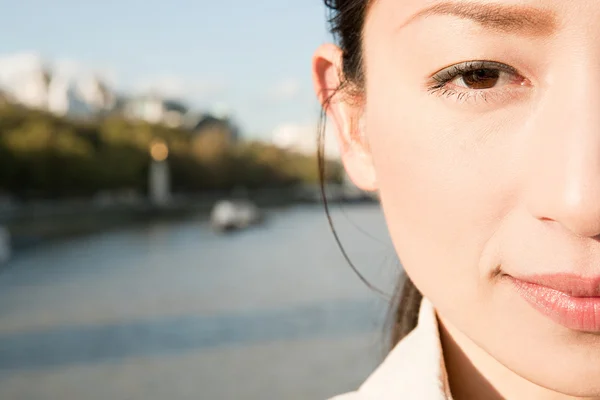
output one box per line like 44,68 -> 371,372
507,276 -> 600,332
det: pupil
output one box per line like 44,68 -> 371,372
463,69 -> 500,89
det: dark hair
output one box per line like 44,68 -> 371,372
319,0 -> 423,350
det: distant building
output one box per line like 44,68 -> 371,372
47,75 -> 116,119
47,76 -> 92,118
77,76 -> 116,114
0,53 -> 240,141
0,54 -> 50,110
0,53 -> 116,119
184,111 -> 239,143
123,95 -> 188,128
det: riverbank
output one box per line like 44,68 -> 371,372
0,185 -> 376,251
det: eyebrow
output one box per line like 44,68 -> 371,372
398,2 -> 559,37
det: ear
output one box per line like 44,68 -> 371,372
312,43 -> 377,192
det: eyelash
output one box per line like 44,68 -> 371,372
427,60 -> 524,103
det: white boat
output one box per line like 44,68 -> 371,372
210,200 -> 263,232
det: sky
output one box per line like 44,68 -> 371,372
0,1 -> 333,140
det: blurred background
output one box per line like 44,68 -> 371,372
0,1 -> 402,399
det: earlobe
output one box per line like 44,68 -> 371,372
312,44 -> 378,192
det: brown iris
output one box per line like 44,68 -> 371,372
462,69 -> 500,89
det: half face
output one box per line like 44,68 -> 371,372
345,0 -> 600,396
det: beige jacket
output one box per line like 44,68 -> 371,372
330,298 -> 451,400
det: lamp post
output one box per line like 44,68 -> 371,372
148,139 -> 171,207
0,226 -> 10,264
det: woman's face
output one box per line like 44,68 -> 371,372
316,0 -> 600,397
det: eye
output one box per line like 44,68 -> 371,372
428,61 -> 529,103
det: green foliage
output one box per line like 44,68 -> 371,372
0,104 -> 342,199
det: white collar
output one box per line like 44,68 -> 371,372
331,297 -> 451,399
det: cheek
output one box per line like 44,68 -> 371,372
365,89 -> 519,309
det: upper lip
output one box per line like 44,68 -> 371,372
509,274 -> 600,297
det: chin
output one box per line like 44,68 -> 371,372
481,291 -> 600,398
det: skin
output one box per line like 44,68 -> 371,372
313,0 -> 600,399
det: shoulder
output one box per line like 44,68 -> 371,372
327,298 -> 447,400
326,326 -> 435,400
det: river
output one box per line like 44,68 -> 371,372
0,203 -> 403,400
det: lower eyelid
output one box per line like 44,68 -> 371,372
429,82 -> 529,104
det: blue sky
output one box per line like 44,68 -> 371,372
0,1 -> 332,139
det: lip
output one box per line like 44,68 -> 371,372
506,274 -> 600,332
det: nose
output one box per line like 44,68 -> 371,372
526,66 -> 600,238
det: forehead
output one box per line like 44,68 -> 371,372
365,0 -> 567,36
